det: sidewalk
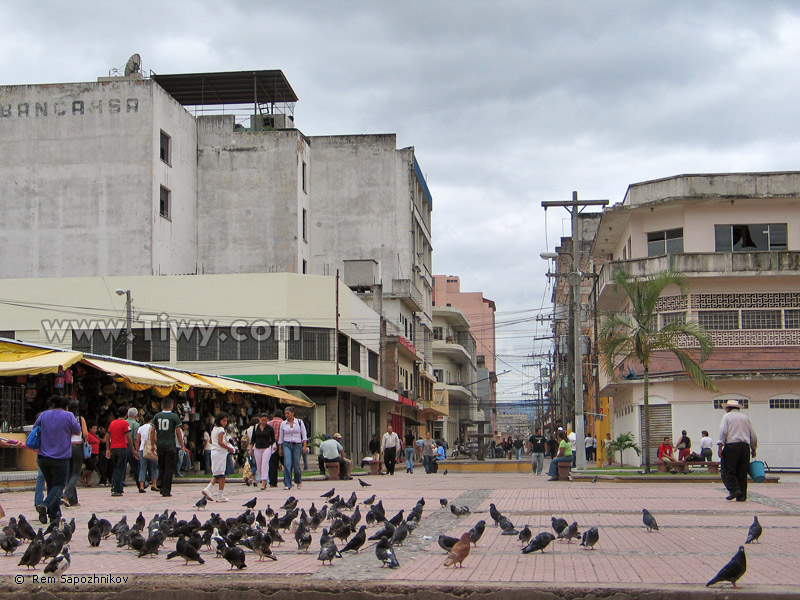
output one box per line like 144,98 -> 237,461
1,468 -> 798,597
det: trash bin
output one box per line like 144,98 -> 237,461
748,460 -> 766,483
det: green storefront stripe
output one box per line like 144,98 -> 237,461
234,373 -> 374,392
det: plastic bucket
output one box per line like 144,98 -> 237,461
748,460 -> 766,483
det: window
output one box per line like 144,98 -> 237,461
713,398 -> 749,409
741,310 -> 781,330
660,312 -> 686,329
159,186 -> 171,219
714,223 -> 787,252
770,397 -> 800,409
647,228 -> 683,256
433,326 -> 444,340
302,259 -> 307,274
302,208 -> 308,242
0,330 -> 15,340
159,130 -> 171,165
368,350 -> 378,380
350,339 -> 361,373
433,369 -> 444,383
338,333 -> 349,367
785,309 -> 800,329
287,327 -> 331,361
302,161 -> 307,193
176,325 -> 277,361
698,310 -> 739,330
73,328 -> 169,361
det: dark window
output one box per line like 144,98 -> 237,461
159,130 -> 171,165
433,369 -> 444,383
302,259 -> 307,274
131,328 -> 170,362
770,397 -> 800,409
350,339 -> 361,373
302,161 -> 307,193
176,329 -> 199,361
698,311 -> 739,330
714,398 -> 749,409
714,223 -> 787,252
159,186 -> 171,219
433,326 -> 444,340
338,333 -> 349,367
741,310 -> 781,330
660,312 -> 686,329
302,208 -> 308,242
785,309 -> 800,329
287,327 -> 331,361
368,350 -> 378,380
218,328 -> 238,361
0,330 -> 15,340
647,228 -> 683,256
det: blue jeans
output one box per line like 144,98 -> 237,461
282,442 -> 302,488
516,448 -> 523,460
139,457 -> 158,485
204,449 -> 212,475
248,453 -> 258,480
531,452 -> 544,475
548,456 -> 572,478
423,455 -> 433,474
37,455 -> 69,522
35,467 -> 45,506
110,448 -> 127,494
405,447 -> 415,472
62,444 -> 83,505
126,448 -> 139,483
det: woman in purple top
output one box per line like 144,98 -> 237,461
34,395 -> 81,524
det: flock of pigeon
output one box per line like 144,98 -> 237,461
0,486 -> 762,587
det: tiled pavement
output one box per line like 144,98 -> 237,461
1,468 -> 799,593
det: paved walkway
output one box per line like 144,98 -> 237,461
1,468 -> 798,595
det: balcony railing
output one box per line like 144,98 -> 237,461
388,278 -> 424,311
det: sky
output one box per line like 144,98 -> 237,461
4,1 -> 800,407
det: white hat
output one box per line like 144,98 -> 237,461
557,427 -> 564,431
333,433 -> 343,439
724,399 -> 741,409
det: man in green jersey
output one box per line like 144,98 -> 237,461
149,398 -> 186,497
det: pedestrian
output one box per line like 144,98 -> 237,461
125,408 -> 141,486
717,399 -> 757,502
602,432 -> 613,465
202,426 -> 212,475
135,413 -> 158,493
61,401 -> 88,508
380,424 -> 402,475
657,436 -> 678,473
567,429 -> 577,467
421,432 -> 436,474
584,431 -> 594,463
34,395 -> 81,524
106,406 -> 136,497
248,413 -> 277,490
267,409 -> 284,487
369,433 -> 381,460
513,436 -> 523,460
547,434 -> 557,459
675,429 -> 691,461
96,425 -> 111,486
79,424 -> 101,487
242,417 -> 259,480
318,432 -> 352,479
591,435 -> 597,462
150,397 -> 186,498
201,412 -> 236,502
177,423 -> 194,474
528,428 -> 546,475
546,430 -> 573,481
277,406 -> 307,490
699,430 -> 714,461
404,429 -> 416,473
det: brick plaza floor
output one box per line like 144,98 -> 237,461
1,467 -> 798,594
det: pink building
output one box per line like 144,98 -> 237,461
433,275 -> 497,432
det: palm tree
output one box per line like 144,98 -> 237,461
599,270 -> 717,473
605,432 -> 641,468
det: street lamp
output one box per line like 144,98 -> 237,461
115,289 -> 132,360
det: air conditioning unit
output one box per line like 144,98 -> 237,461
251,113 -> 293,130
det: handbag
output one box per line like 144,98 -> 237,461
143,439 -> 158,461
25,423 -> 42,450
83,441 -> 92,459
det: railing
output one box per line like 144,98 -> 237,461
390,279 -> 424,310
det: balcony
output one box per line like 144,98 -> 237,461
386,278 -> 424,312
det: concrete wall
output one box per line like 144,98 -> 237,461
197,117 -> 310,274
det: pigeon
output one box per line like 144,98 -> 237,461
137,534 -> 161,558
242,497 -> 257,509
282,497 -> 298,511
390,521 -> 409,546
358,478 -> 371,487
439,498 -> 448,508
563,522 -> 580,544
499,517 -> 518,535
591,476 -> 598,483
166,535 -> 205,565
317,540 -> 341,565
375,535 -> 400,568
438,534 -> 460,553
296,527 -> 313,553
522,532 -> 556,554
518,525 -> 532,545
388,510 -> 404,527
443,469 -> 448,476
642,509 -> 659,532
195,496 -> 208,510
351,506 -> 362,527
469,520 -> 486,547
321,488 -> 335,498
111,515 -> 128,535
17,515 -> 36,541
707,546 -> 747,588
745,516 -> 762,544
135,512 -> 146,532
42,531 -> 65,560
363,494 -> 376,505
17,538 -> 43,570
0,532 -> 21,555
98,518 -> 112,539
264,505 -> 275,518
450,505 -> 469,518
344,492 -> 358,510
443,532 -> 471,568
87,525 -> 102,547
341,525 -> 367,553
369,522 -> 396,541
252,531 -> 277,561
43,544 -> 70,576
223,546 -> 247,570
489,503 -> 503,527
580,527 -> 599,550
551,517 -> 568,538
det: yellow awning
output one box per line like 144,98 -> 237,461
245,382 -> 315,407
152,368 -> 217,390
82,357 -> 177,390
0,341 -> 83,376
192,374 -> 264,395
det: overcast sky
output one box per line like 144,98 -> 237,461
4,1 -> 800,406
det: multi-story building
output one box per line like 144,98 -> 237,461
0,66 -> 434,444
590,172 -> 800,467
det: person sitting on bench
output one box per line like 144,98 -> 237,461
318,432 -> 352,480
658,436 -> 679,473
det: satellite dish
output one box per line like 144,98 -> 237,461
124,54 -> 141,77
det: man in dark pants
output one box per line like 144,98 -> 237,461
267,409 -> 283,487
717,399 -> 757,502
150,398 -> 186,498
380,424 -> 402,476
106,406 -> 136,497
34,395 -> 81,524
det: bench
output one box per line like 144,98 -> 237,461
656,461 -> 719,474
324,461 -> 340,480
557,462 -> 572,480
690,461 -> 720,474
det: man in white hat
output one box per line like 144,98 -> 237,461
318,433 -> 352,480
717,399 -> 757,501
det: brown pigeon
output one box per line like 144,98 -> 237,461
443,532 -> 471,568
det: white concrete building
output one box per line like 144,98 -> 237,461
591,172 -> 800,468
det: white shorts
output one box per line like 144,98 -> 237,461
211,450 -> 228,477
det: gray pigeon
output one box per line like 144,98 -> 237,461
87,525 -> 102,547
551,516 -> 568,537
489,503 -> 502,527
375,535 -> 400,568
707,546 -> 746,588
745,516 -> 761,544
580,527 -> 599,550
438,534 -> 459,553
499,517 -> 518,535
450,504 -> 469,518
518,525 -> 532,545
642,509 -> 659,532
17,538 -> 43,570
317,540 -> 341,565
469,520 -> 486,546
563,522 -> 580,544
439,498 -> 448,507
522,532 -> 555,554
223,546 -> 247,570
43,544 -> 70,576
342,525 -> 367,553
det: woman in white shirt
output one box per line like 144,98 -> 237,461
277,406 -> 307,490
202,412 -> 235,502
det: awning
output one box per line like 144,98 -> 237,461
245,383 -> 315,407
82,358 -> 177,391
0,341 -> 83,376
152,368 -> 217,391
192,374 -> 264,395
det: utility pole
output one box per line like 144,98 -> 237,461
542,192 -> 608,470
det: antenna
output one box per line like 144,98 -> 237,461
123,54 -> 141,77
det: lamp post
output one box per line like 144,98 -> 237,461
115,289 -> 132,360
